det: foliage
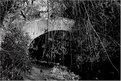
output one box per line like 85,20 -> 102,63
61,0 -> 120,70
0,0 -> 120,80
0,0 -> 31,80
0,24 -> 31,80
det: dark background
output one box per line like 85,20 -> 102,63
0,0 -> 120,80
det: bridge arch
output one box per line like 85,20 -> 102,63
28,30 -> 76,67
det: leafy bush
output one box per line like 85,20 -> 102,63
0,0 -> 120,80
0,25 -> 31,80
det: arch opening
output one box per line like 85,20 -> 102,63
28,30 -> 76,68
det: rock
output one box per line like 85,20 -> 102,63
22,63 -> 80,80
22,17 -> 74,40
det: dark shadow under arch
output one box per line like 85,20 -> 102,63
28,30 -> 76,67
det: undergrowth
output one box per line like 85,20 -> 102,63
60,0 -> 120,72
0,0 -> 120,80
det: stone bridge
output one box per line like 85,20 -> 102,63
22,17 -> 75,40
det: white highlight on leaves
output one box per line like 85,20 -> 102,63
0,28 -> 5,50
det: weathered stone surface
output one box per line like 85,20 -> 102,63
22,17 -> 75,39
22,62 -> 80,80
